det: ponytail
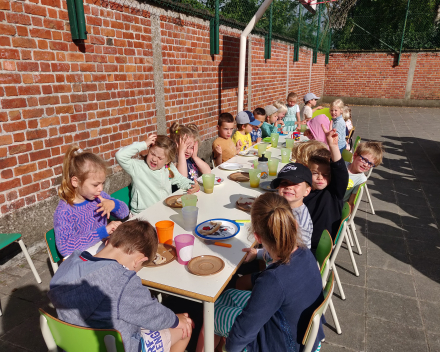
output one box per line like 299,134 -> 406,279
250,193 -> 303,264
58,145 -> 107,206
169,122 -> 199,144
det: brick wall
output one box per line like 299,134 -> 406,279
0,0 -> 326,219
323,52 -> 440,100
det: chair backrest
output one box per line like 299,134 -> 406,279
351,182 -> 366,221
353,136 -> 361,152
39,309 -> 125,352
315,230 -> 333,284
110,186 -> 131,210
45,229 -> 62,264
302,271 -> 335,351
366,166 -> 373,179
347,126 -> 355,140
334,202 -> 351,243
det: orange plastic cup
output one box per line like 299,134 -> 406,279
155,220 -> 174,245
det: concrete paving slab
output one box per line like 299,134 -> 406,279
427,333 -> 440,352
420,301 -> 440,334
324,310 -> 365,351
366,267 -> 416,298
367,247 -> 411,274
413,274 -> 440,303
402,225 -> 440,244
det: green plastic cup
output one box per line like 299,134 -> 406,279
285,138 -> 294,149
281,148 -> 291,163
181,194 -> 198,207
264,151 -> 271,160
268,159 -> 279,176
270,133 -> 279,148
202,174 -> 215,194
253,160 -> 259,169
257,143 -> 267,157
300,124 -> 308,133
341,149 -> 353,163
249,169 -> 261,188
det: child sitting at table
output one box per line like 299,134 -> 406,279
169,122 -> 211,182
304,122 -> 349,254
232,111 -> 261,151
261,105 -> 284,138
54,146 -> 129,257
250,108 -> 265,143
330,98 -> 347,155
273,100 -> 287,122
116,134 -> 199,215
213,113 -> 242,166
196,193 -> 324,352
344,141 -> 383,207
291,140 -> 329,166
300,93 -> 323,122
48,219 -> 194,352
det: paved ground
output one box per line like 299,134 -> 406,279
0,105 -> 439,351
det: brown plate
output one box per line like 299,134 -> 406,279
235,197 -> 255,213
165,195 -> 183,208
143,243 -> 177,267
228,172 -> 250,182
187,255 -> 225,276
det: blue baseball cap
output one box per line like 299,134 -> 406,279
237,111 -> 260,126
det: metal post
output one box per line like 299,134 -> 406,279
397,0 -> 411,65
265,3 -> 273,60
313,3 -> 322,64
294,5 -> 302,62
74,0 -> 87,40
66,0 -> 79,40
326,29 -> 331,65
210,0 -> 219,55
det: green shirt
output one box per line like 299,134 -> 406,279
115,142 -> 193,214
261,122 -> 277,138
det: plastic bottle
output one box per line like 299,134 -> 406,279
258,154 -> 269,179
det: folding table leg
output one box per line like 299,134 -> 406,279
204,301 -> 215,352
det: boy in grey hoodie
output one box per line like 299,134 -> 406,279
48,220 -> 193,352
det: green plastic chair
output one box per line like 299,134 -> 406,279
45,228 -> 63,274
110,186 -> 131,221
315,230 -> 341,334
330,203 -> 355,300
0,233 -> 42,316
352,136 -> 361,153
311,108 -> 332,121
346,183 -> 365,257
39,308 -> 125,352
302,272 -> 335,352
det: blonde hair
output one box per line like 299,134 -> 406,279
59,145 -> 108,206
273,101 -> 287,114
342,106 -> 351,121
148,135 -> 177,164
355,141 -> 384,166
330,98 -> 345,111
291,140 -> 328,166
250,193 -> 303,264
169,122 -> 200,144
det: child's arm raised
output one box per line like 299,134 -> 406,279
176,135 -> 191,178
115,134 -> 157,176
322,121 -> 341,162
192,140 -> 211,175
312,105 -> 323,113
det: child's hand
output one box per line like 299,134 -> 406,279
145,134 -> 157,147
187,181 -> 200,194
322,120 -> 338,146
175,313 -> 194,339
316,105 -> 323,110
242,247 -> 257,262
179,135 -> 192,156
235,139 -> 242,151
215,144 -> 222,155
256,137 -> 262,143
96,196 -> 115,219
106,221 -> 121,235
193,140 -> 199,157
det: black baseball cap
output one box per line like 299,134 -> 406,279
270,163 -> 313,188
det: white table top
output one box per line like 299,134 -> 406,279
134,134 -> 306,302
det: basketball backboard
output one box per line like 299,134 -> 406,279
299,0 -> 317,14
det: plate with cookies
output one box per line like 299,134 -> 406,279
195,219 -> 240,241
143,243 -> 177,267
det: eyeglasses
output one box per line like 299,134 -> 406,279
359,155 -> 375,168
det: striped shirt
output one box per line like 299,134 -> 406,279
292,203 -> 313,249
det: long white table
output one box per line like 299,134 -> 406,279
134,134 -> 303,352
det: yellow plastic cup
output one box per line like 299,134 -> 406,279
181,194 -> 198,207
257,143 -> 268,157
155,220 -> 174,245
202,174 -> 215,194
285,138 -> 294,149
270,133 -> 279,148
268,159 -> 279,176
249,169 -> 261,188
281,148 -> 291,163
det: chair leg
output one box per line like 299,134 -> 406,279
328,298 -> 342,335
40,315 -> 58,352
364,184 -> 375,215
46,248 -> 59,274
331,263 -> 346,300
346,224 -> 354,247
348,221 -> 362,255
18,240 -> 42,284
345,236 -> 359,277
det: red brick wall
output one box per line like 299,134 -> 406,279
324,52 -> 440,100
0,0 -> 325,216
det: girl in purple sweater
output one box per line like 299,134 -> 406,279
53,146 -> 129,257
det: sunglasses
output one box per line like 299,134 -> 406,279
358,155 -> 375,168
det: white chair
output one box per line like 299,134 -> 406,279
346,183 -> 365,257
364,167 -> 375,214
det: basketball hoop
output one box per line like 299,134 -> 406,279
300,0 -> 358,29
